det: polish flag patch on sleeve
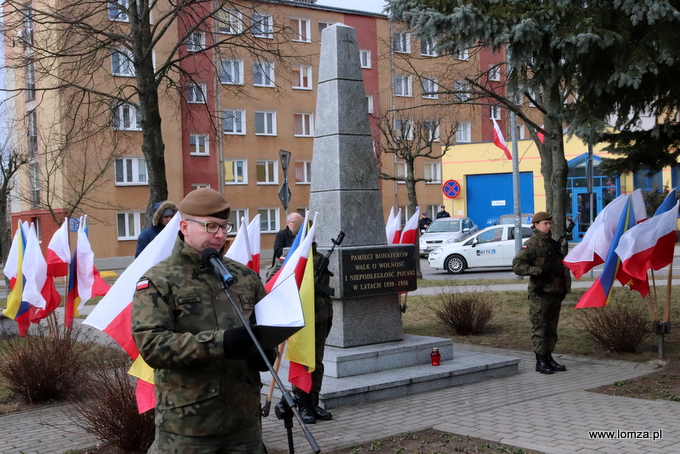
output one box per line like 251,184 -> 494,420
136,279 -> 150,291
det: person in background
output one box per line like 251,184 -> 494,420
436,204 -> 451,219
135,201 -> 178,257
418,211 -> 432,231
132,188 -> 273,453
272,212 -> 303,266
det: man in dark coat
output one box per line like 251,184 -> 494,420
135,201 -> 178,257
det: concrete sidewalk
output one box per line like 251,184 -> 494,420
0,343 -> 674,454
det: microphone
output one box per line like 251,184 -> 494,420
200,248 -> 235,286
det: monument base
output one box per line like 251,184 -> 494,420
262,335 -> 519,409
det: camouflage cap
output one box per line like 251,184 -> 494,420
178,188 -> 231,219
532,211 -> 552,224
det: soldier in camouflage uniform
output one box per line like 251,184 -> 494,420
293,242 -> 334,424
132,188 -> 272,454
512,211 -> 568,375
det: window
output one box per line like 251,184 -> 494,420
256,160 -> 278,184
454,80 -> 469,101
191,183 -> 210,190
255,111 -> 276,135
456,122 -> 471,143
396,162 -> 407,181
392,31 -> 411,53
290,18 -> 311,42
224,159 -> 247,184
360,50 -> 371,68
292,65 -> 312,89
109,0 -> 129,21
252,13 -> 273,38
111,49 -> 135,77
453,48 -> 469,60
318,21 -> 331,33
27,110 -> 37,156
21,7 -> 34,47
223,109 -> 245,134
117,211 -> 145,240
393,74 -> 412,97
217,9 -> 242,34
258,208 -> 279,233
394,118 -> 413,140
420,37 -> 437,56
489,65 -> 501,81
187,83 -> 207,104
221,59 -> 244,85
424,162 -> 441,183
422,120 -> 440,142
366,95 -> 373,114
113,103 -> 142,130
189,134 -> 209,155
634,169 -> 663,191
294,113 -> 313,137
490,105 -> 501,120
25,59 -> 35,101
29,162 -> 40,207
186,32 -> 205,52
229,208 -> 248,233
295,161 -> 312,184
253,61 -> 275,87
115,157 -> 147,185
421,77 -> 438,99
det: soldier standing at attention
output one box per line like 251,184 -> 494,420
512,211 -> 568,375
132,188 -> 272,453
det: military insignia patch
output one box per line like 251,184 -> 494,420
136,279 -> 149,291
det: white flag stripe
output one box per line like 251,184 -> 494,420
615,201 -> 679,264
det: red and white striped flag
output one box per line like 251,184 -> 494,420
400,207 -> 420,245
492,118 -> 511,160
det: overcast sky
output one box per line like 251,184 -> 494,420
315,0 -> 388,14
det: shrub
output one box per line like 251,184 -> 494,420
0,318 -> 91,403
579,304 -> 649,352
431,286 -> 495,335
68,350 -> 155,453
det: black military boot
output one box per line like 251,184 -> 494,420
546,353 -> 567,372
535,353 -> 553,374
296,393 -> 316,424
311,392 -> 333,421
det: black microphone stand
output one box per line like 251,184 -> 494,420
214,273 -> 321,454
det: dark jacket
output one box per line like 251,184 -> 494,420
272,227 -> 296,265
135,201 -> 178,257
512,229 -> 567,295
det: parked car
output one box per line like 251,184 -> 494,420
419,217 -> 478,257
497,213 -> 533,225
428,224 -> 533,274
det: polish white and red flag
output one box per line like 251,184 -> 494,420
84,213 -> 181,413
492,118 -> 511,160
225,217 -> 252,267
616,192 -> 679,281
564,189 -> 647,279
400,207 -> 420,245
247,214 -> 261,273
385,208 -> 402,244
45,219 -> 71,278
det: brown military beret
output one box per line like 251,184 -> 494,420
178,188 -> 231,220
532,211 -> 552,224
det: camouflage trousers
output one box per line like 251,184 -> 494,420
528,292 -> 564,355
147,425 -> 265,454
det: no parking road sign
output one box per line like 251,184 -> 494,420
443,179 -> 461,199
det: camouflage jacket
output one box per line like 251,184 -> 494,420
512,229 -> 567,295
132,235 -> 267,436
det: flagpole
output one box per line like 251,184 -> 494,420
262,341 -> 286,417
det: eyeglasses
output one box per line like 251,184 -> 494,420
185,219 -> 233,234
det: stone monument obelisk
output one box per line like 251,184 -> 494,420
309,24 -> 416,347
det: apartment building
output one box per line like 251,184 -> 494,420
3,0 -> 503,259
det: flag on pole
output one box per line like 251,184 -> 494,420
616,199 -> 679,281
22,223 -> 61,323
385,208 -> 402,244
575,197 -> 649,308
247,214 -> 261,273
225,217 -> 252,267
400,207 -> 420,244
46,219 -> 71,278
65,217 -> 110,328
492,118 -> 511,160
3,222 -> 33,336
565,189 -> 646,279
84,213 -> 181,413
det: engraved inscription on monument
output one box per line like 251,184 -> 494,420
340,245 -> 417,298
